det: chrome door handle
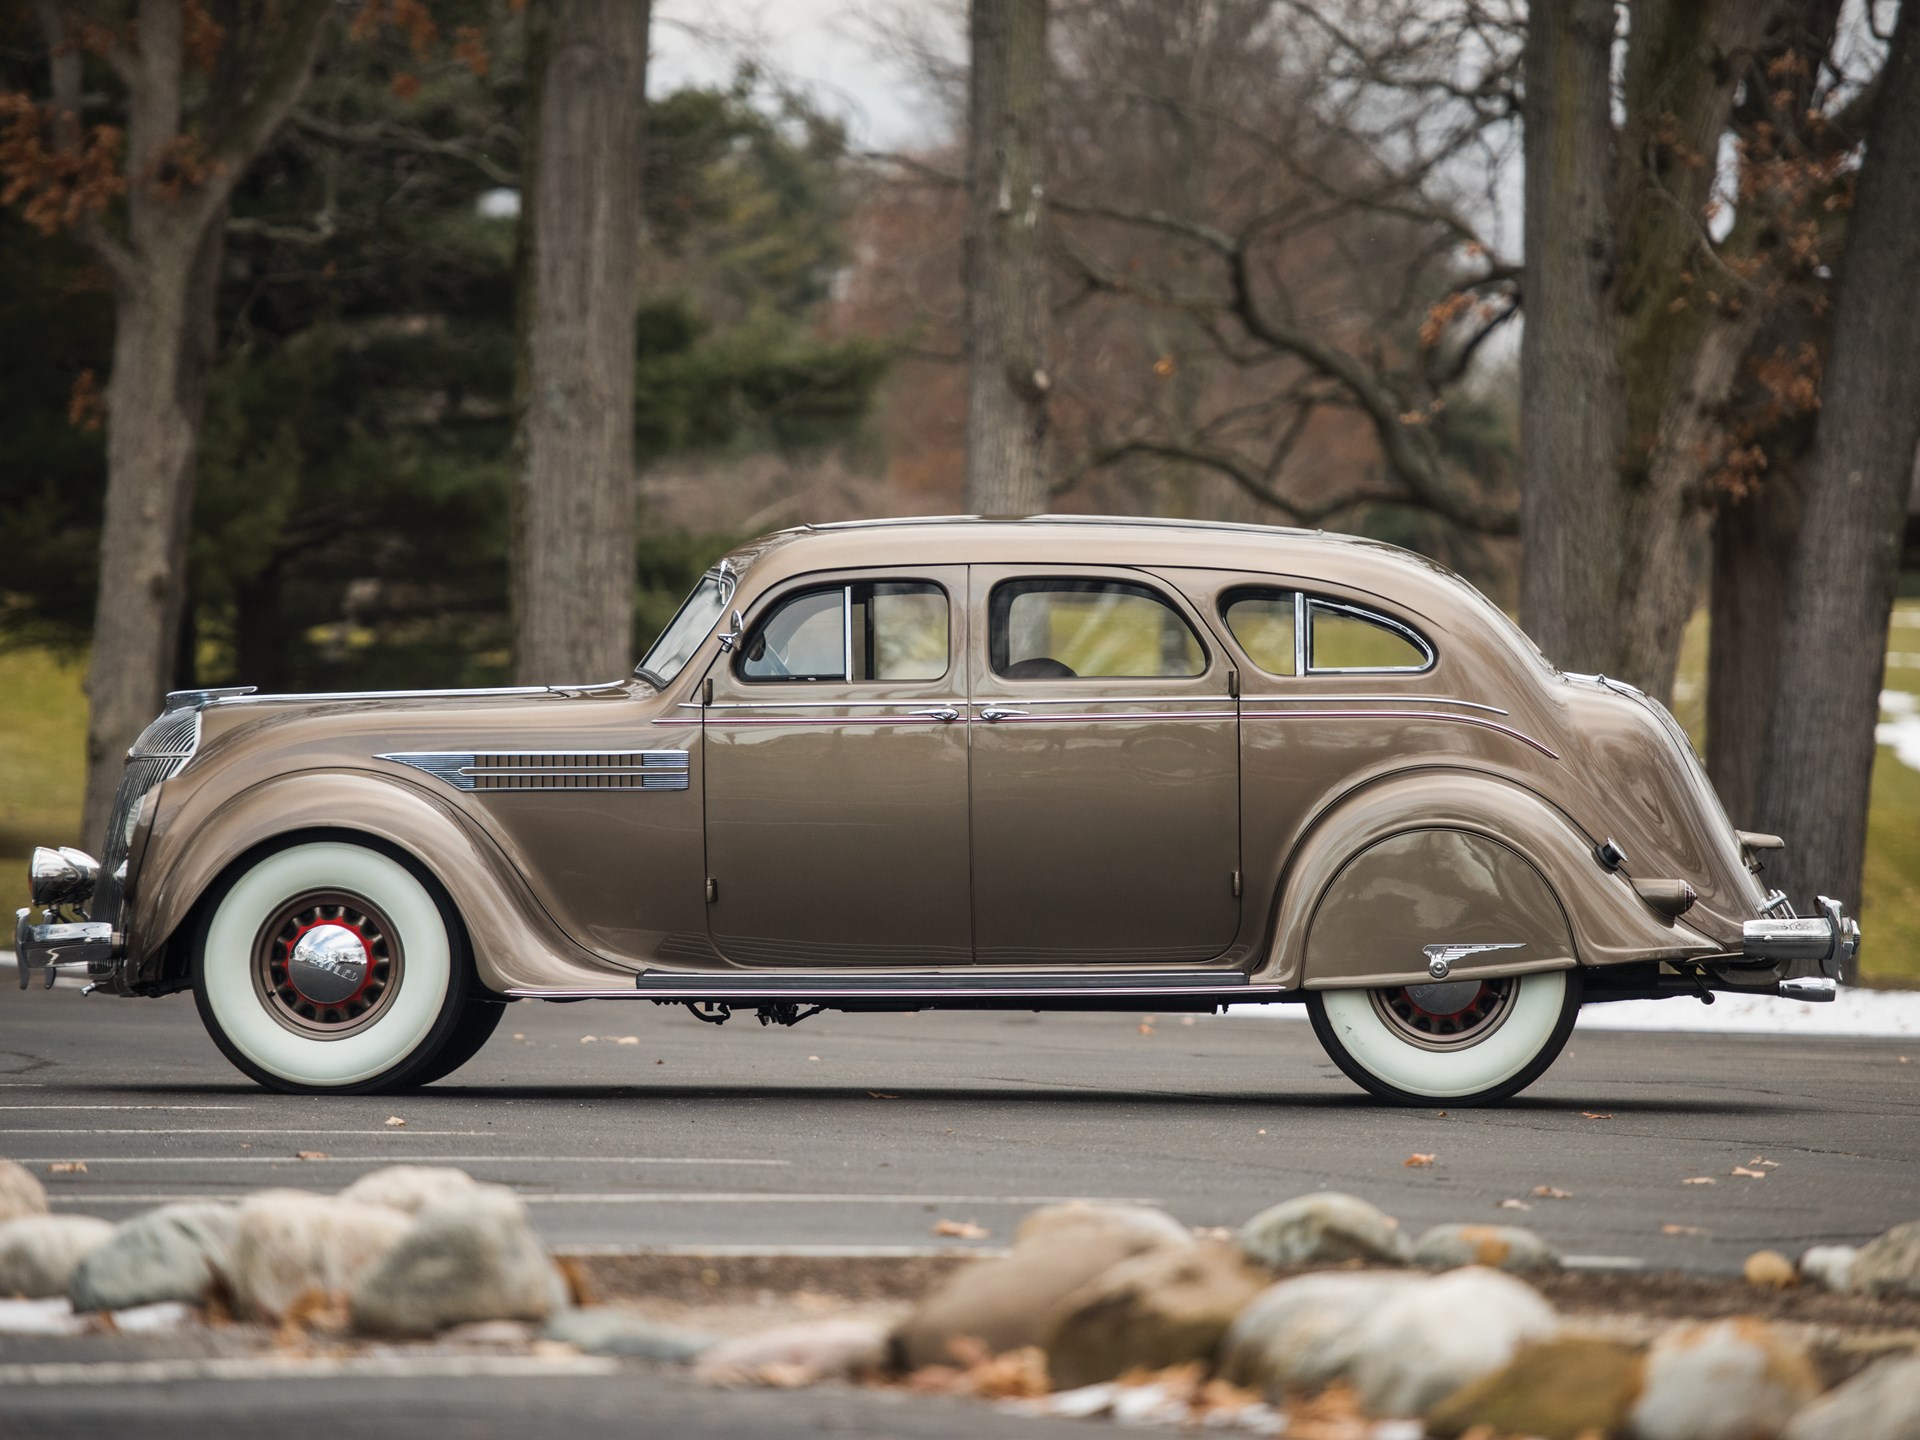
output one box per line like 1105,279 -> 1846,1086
978,707 -> 1027,722
912,707 -> 960,723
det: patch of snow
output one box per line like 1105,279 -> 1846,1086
1879,689 -> 1920,773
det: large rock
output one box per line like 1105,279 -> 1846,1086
695,1318 -> 890,1384
1851,1219 -> 1920,1299
1798,1244 -> 1858,1294
351,1184 -> 563,1337
68,1203 -> 237,1312
894,1202 -> 1191,1368
1237,1192 -> 1411,1268
1218,1270 -> 1426,1395
1347,1266 -> 1559,1417
0,1215 -> 114,1299
229,1189 -> 412,1321
1426,1336 -> 1642,1440
1628,1318 -> 1821,1440
1413,1223 -> 1560,1274
545,1306 -> 712,1361
1042,1239 -> 1269,1391
0,1161 -> 49,1224
338,1165 -> 478,1216
1783,1352 -> 1920,1440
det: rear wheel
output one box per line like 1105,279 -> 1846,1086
192,840 -> 475,1094
408,998 -> 508,1085
1307,968 -> 1581,1105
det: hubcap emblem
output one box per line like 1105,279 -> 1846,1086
288,923 -> 371,1005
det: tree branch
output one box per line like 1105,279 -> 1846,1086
185,0 -> 332,231
33,0 -> 139,289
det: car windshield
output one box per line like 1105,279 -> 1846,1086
636,569 -> 733,687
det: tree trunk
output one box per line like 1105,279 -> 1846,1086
511,0 -> 650,686
1756,1 -> 1920,946
79,214 -> 225,848
964,0 -> 1052,515
1517,0 -> 1624,674
1707,457 -> 1806,827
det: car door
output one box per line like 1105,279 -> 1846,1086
702,566 -> 972,967
967,565 -> 1242,966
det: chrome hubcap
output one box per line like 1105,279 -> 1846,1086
253,894 -> 402,1038
1370,976 -> 1514,1051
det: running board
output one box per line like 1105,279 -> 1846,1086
628,969 -> 1271,1002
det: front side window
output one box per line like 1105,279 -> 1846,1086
739,581 -> 949,683
990,579 -> 1205,680
1223,588 -> 1433,675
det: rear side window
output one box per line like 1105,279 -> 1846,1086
990,579 -> 1205,679
1223,589 -> 1432,675
739,581 -> 949,683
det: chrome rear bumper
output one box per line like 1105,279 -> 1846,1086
1742,894 -> 1858,979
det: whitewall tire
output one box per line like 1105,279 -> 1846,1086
191,840 -> 473,1094
1306,968 -> 1582,1105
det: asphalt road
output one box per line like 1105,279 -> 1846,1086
3,981 -> 1915,1272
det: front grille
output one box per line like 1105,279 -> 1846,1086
90,709 -> 202,925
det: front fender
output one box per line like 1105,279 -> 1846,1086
1256,769 -> 1723,988
128,769 -> 623,995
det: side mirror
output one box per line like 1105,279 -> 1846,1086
718,609 -> 745,652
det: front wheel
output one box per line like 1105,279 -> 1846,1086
192,840 -> 475,1094
1306,968 -> 1582,1105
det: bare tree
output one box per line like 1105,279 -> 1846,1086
1757,0 -> 1920,933
512,0 -> 650,682
963,0 -> 1051,514
2,0 -> 332,844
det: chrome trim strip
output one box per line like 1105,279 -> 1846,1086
1305,597 -> 1437,674
1240,709 -> 1558,758
225,685 -> 566,705
1241,694 -> 1508,715
690,695 -> 1237,710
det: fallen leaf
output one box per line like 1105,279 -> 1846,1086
1899,1056 -> 1909,1064
1730,1166 -> 1768,1179
1532,1185 -> 1573,1200
1747,1156 -> 1779,1168
1256,1129 -> 1267,1136
1498,1198 -> 1532,1211
1662,1223 -> 1708,1236
614,1036 -> 639,1046
1404,1153 -> 1436,1168
1436,1111 -> 1449,1118
806,1055 -> 820,1063
1682,1176 -> 1716,1185
384,1116 -> 406,1128
655,1059 -> 664,1065
512,1032 -> 525,1040
1138,1022 -> 1156,1035
1180,1016 -> 1196,1026
46,1161 -> 86,1174
932,1218 -> 990,1240
1580,1111 -> 1615,1121
295,1150 -> 330,1161
867,1091 -> 900,1100
580,1035 -> 598,1044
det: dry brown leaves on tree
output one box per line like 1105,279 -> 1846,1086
0,97 -> 125,236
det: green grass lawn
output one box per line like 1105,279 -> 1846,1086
3,606 -> 1916,980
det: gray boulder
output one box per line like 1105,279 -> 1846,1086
1347,1266 -> 1558,1417
1413,1223 -> 1559,1274
695,1318 -> 890,1384
545,1306 -> 712,1361
1237,1192 -> 1411,1268
1851,1219 -> 1920,1299
0,1215 -> 114,1299
338,1165 -> 477,1215
1218,1270 -> 1426,1395
68,1202 -> 237,1312
1783,1352 -> 1920,1440
0,1161 -> 49,1224
894,1202 -> 1191,1368
1042,1239 -> 1270,1391
351,1184 -> 563,1337
1628,1318 -> 1821,1440
230,1189 -> 412,1321
1798,1244 -> 1858,1294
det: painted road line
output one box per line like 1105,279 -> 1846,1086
0,1105 -> 253,1112
0,1128 -> 501,1137
50,1190 -> 1165,1206
0,1354 -> 622,1388
23,1155 -> 792,1166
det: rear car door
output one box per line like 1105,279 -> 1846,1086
966,565 -> 1242,966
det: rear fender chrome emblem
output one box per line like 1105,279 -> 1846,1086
1422,941 -> 1524,980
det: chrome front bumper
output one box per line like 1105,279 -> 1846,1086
1742,894 -> 1859,980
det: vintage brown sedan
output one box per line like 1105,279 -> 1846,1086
17,517 -> 1857,1102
